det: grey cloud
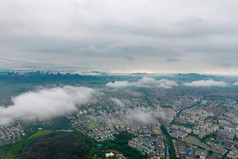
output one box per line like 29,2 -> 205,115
78,42 -> 183,58
0,0 -> 238,73
177,16 -> 238,38
126,56 -> 134,61
166,57 -> 180,62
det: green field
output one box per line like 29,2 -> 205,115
28,130 -> 53,140
183,136 -> 210,150
88,121 -> 101,129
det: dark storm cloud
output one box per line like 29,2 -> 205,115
0,0 -> 238,74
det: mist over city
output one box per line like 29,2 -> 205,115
1,0 -> 238,159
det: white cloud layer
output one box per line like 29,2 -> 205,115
124,107 -> 175,124
183,79 -> 228,87
233,82 -> 238,85
110,98 -> 125,107
0,86 -> 96,125
106,77 -> 178,89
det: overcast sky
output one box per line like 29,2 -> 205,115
0,0 -> 238,74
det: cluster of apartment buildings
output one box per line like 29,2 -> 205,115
0,122 -> 26,145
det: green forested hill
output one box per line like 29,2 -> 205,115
1,131 -> 105,159
0,130 -> 145,159
19,131 -> 105,159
